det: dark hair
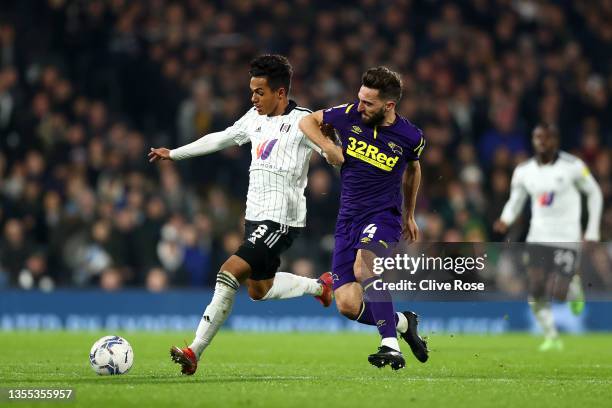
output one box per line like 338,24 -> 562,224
361,66 -> 403,103
536,122 -> 559,138
249,54 -> 293,94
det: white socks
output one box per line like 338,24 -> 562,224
190,271 -> 239,359
381,337 -> 401,352
529,298 -> 558,340
260,272 -> 322,300
396,312 -> 408,334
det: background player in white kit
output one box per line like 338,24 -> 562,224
494,123 -> 603,351
149,55 -> 333,375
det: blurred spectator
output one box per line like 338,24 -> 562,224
146,266 -> 170,292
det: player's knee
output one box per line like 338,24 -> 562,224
335,297 -> 360,320
248,286 -> 266,301
353,253 -> 375,282
247,283 -> 271,301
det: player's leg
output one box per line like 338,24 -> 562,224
171,255 -> 249,374
333,278 -> 427,363
352,248 -> 405,369
334,279 -> 407,334
556,247 -> 584,315
567,274 -> 585,315
332,219 -> 427,366
247,272 -> 331,302
525,245 -> 558,350
244,223 -> 332,305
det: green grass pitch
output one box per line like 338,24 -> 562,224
1,332 -> 611,407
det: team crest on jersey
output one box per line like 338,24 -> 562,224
387,142 -> 403,155
256,139 -> 278,160
280,123 -> 291,133
538,192 -> 555,206
351,126 -> 362,135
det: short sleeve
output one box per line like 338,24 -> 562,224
405,129 -> 425,161
322,102 -> 355,129
225,109 -> 253,146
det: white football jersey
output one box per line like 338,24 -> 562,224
500,152 -> 603,246
226,101 -> 321,227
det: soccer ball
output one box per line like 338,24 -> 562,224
89,335 -> 134,375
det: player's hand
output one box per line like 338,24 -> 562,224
402,216 -> 419,243
493,219 -> 508,234
323,145 -> 344,166
148,147 -> 172,162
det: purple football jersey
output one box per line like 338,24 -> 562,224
323,102 -> 425,222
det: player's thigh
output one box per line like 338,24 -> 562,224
547,274 -> 572,301
220,255 -> 252,283
333,282 -> 363,319
235,220 -> 294,281
548,247 -> 578,300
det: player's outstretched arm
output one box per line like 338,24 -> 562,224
402,161 -> 421,242
148,130 -> 238,163
299,111 -> 344,166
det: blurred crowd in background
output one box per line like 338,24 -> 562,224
0,0 -> 611,292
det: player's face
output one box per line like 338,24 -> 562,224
532,127 -> 558,156
357,86 -> 389,126
250,77 -> 284,115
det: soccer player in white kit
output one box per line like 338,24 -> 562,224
494,123 -> 603,351
149,55 -> 333,375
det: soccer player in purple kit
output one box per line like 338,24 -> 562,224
300,67 -> 429,370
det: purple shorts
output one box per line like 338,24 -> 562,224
331,213 -> 401,290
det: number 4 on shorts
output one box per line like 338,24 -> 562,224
363,224 -> 377,238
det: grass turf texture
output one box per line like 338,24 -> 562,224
1,332 -> 611,408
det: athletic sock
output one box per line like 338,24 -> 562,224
260,272 -> 322,300
356,301 -> 406,334
381,337 -> 401,352
189,271 -> 239,359
362,276 -> 399,348
529,297 -> 558,340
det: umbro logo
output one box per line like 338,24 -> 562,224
376,319 -> 386,327
351,125 -> 362,134
255,126 -> 261,132
247,237 -> 256,244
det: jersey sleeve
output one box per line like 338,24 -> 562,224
500,165 -> 528,225
224,109 -> 253,146
405,129 -> 426,161
322,102 -> 355,130
573,159 -> 603,241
